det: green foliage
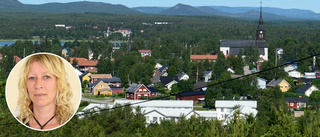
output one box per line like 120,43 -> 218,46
309,90 -> 320,101
244,45 -> 260,65
258,61 -> 286,82
79,101 -> 89,107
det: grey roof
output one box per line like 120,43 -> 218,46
98,88 -> 111,92
100,78 -> 121,83
160,76 -> 179,85
193,81 -> 208,90
296,85 -> 317,93
285,97 -> 308,103
203,70 -> 212,77
91,79 -> 104,88
267,78 -> 285,87
126,83 -> 146,93
177,91 -> 205,97
176,73 -> 187,80
220,40 -> 267,55
148,87 -> 159,93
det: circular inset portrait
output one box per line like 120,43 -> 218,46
5,52 -> 81,131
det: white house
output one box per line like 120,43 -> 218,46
304,72 -> 316,79
194,111 -> 217,120
203,70 -> 212,82
288,70 -> 301,78
223,105 -> 258,125
160,76 -> 179,90
114,100 -> 194,124
297,85 -> 319,97
138,49 -> 152,57
257,77 -> 267,89
215,100 -> 257,120
114,100 -> 194,110
155,63 -> 163,70
144,108 -> 194,124
176,72 -> 189,81
284,65 -> 296,72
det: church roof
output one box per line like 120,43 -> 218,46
220,40 -> 267,48
220,40 -> 267,55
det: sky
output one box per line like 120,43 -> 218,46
18,0 -> 320,13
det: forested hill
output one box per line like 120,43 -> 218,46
1,0 -> 320,20
0,0 -> 144,15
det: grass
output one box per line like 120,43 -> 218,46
82,93 -> 112,100
194,103 -> 204,106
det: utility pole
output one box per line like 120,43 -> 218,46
196,67 -> 199,83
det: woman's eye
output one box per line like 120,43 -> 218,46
28,77 -> 35,80
45,76 -> 51,79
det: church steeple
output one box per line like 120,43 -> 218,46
256,2 -> 266,40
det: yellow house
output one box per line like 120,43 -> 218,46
80,72 -> 91,83
267,78 -> 291,92
92,80 -> 112,95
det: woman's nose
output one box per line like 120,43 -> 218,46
35,78 -> 43,89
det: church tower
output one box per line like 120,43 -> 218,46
256,2 -> 266,40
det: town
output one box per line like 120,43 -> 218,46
1,1 -> 320,136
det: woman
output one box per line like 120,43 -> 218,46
16,53 -> 74,130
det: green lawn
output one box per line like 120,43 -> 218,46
82,93 -> 111,100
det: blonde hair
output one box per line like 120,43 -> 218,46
17,53 -> 74,125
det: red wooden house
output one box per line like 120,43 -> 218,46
126,83 -> 157,100
285,97 -> 308,109
176,91 -> 206,103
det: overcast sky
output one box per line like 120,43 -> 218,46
19,0 -> 320,13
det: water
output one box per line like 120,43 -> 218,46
0,41 -> 66,46
0,41 -> 15,46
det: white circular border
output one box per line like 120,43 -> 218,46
5,52 -> 82,131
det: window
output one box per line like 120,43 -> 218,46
143,89 -> 147,92
137,95 -> 141,98
144,94 -> 148,97
290,102 -> 294,106
127,93 -> 129,97
139,89 -> 142,92
146,116 -> 149,121
221,108 -> 224,112
100,85 -> 103,88
131,94 -> 133,98
153,117 -> 157,122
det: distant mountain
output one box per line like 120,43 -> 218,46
160,3 -> 208,15
132,7 -> 168,14
1,0 -> 320,20
209,6 -> 320,20
27,1 -> 143,14
0,0 -> 23,6
0,0 -> 143,15
197,6 -> 231,16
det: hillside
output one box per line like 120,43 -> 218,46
160,3 -> 208,16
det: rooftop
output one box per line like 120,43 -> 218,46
215,100 -> 257,108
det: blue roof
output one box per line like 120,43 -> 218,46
178,91 -> 205,97
159,65 -> 168,72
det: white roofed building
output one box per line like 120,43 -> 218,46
215,100 -> 257,120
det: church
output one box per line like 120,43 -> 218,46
220,4 -> 268,61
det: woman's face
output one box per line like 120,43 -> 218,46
27,61 -> 58,108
